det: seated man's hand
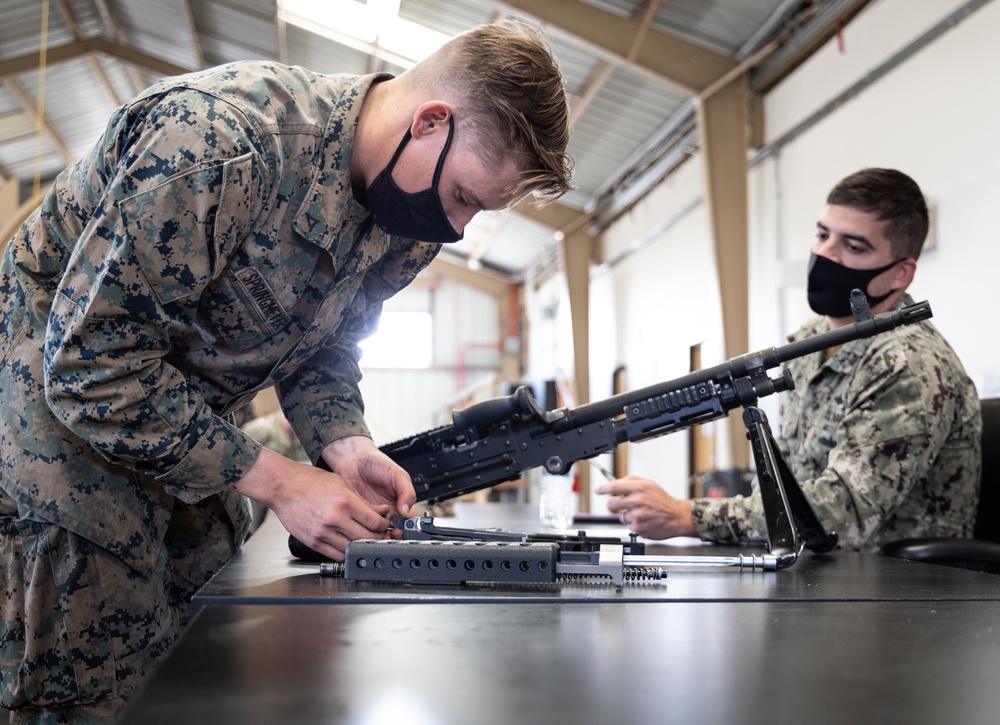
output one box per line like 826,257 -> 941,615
595,476 -> 697,540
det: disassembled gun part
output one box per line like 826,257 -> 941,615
330,539 -> 663,587
316,521 -> 794,587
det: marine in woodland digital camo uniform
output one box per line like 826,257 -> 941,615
1,17 -> 575,718
690,292 -> 981,548
0,64 -> 440,717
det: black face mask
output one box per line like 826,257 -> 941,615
807,252 -> 899,317
361,117 -> 463,244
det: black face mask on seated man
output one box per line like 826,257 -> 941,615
360,117 -> 464,244
806,252 -> 900,317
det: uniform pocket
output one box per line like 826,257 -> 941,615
0,520 -> 179,709
0,517 -> 28,708
121,152 -> 256,304
0,520 -> 95,708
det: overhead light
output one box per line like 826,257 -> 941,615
278,0 -> 451,68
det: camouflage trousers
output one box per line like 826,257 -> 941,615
0,495 -> 244,724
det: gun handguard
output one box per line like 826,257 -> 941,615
381,300 -> 932,504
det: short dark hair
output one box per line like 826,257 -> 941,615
826,168 -> 929,259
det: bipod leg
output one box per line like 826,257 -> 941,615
743,406 -> 839,556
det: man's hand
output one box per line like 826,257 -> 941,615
234,438 -> 415,561
321,435 -> 416,516
595,476 -> 697,540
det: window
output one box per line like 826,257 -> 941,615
359,311 -> 433,368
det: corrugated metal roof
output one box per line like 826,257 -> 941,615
653,0 -> 792,56
567,64 -> 689,210
284,25 -> 373,76
582,0 -> 792,55
1,1 -> 75,57
399,0 -> 497,36
193,1 -> 280,63
0,0 -> 866,278
18,59 -> 116,160
474,212 -> 558,273
112,0 -> 202,69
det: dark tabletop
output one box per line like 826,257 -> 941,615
119,599 -> 1000,725
194,503 -> 1000,606
120,502 -> 1000,725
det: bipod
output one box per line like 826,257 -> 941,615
743,404 -> 839,568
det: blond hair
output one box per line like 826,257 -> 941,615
405,20 -> 575,204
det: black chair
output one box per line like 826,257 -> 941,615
879,398 -> 1000,573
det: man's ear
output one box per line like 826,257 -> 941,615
410,102 -> 452,139
892,258 -> 917,290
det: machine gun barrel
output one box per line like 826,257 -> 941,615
560,299 -> 932,431
380,299 -> 932,504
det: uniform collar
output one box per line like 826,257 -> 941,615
293,72 -> 393,259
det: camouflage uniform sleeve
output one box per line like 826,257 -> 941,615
277,239 -> 440,462
692,329 -> 964,547
690,434 -> 791,543
690,493 -> 767,544
43,87 -> 266,501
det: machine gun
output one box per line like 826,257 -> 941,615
292,292 -> 932,577
383,294 -> 930,504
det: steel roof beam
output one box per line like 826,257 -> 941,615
0,37 -> 192,80
496,0 -> 736,94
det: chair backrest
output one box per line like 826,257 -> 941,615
973,398 -> 1000,542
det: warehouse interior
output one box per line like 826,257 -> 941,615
2,0 -> 997,503
2,1 -> 1000,720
